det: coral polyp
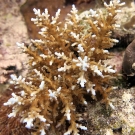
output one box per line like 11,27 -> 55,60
4,0 -> 125,134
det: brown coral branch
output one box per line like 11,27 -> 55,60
3,1 -> 125,134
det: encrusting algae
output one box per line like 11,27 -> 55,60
4,0 -> 125,134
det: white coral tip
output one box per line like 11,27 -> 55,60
39,81 -> 45,90
23,117 -> 34,129
33,8 -> 41,16
8,112 -> 16,117
64,109 -> 71,121
10,74 -> 17,81
40,129 -> 46,135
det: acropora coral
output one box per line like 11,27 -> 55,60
4,0 -> 125,134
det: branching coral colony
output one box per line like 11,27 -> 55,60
4,0 -> 125,135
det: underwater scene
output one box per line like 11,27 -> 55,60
0,0 -> 135,135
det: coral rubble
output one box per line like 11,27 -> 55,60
4,0 -> 125,134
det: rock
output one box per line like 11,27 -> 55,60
122,39 -> 135,76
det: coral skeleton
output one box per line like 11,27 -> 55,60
4,0 -> 125,134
